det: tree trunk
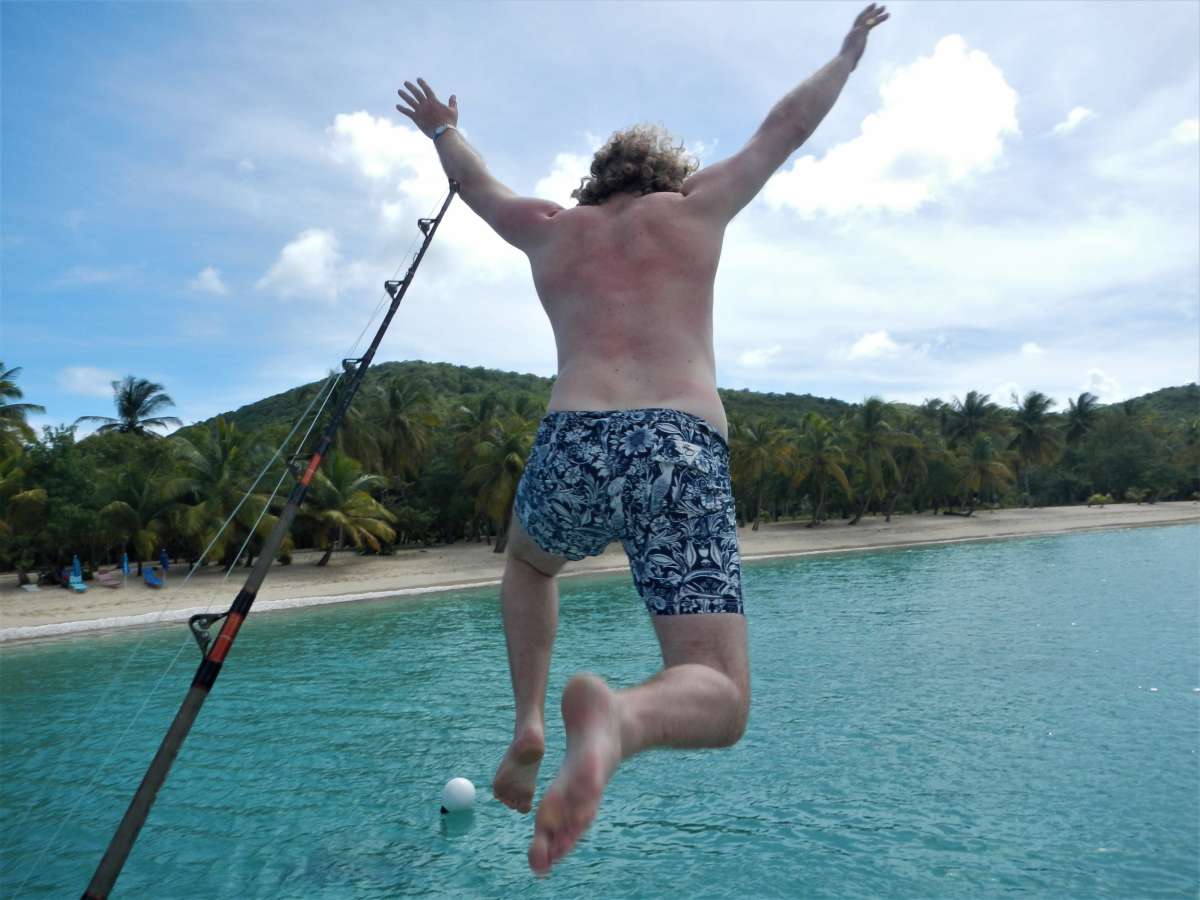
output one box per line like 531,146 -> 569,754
317,545 -> 333,567
848,493 -> 870,525
494,494 -> 516,554
884,490 -> 900,523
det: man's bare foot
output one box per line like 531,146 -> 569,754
528,673 -> 624,874
493,726 -> 545,814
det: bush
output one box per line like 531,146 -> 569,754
1086,493 -> 1115,507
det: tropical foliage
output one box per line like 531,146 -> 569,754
1,360 -> 1196,584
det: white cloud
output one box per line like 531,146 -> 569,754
237,157 -> 256,173
51,264 -> 143,289
1020,341 -> 1045,357
847,330 -> 902,359
763,34 -> 1020,219
534,151 -> 591,207
190,265 -> 228,295
737,344 -> 783,368
256,228 -> 341,302
1051,106 -> 1097,136
58,366 -> 119,398
1084,367 -> 1124,402
1171,117 -> 1199,144
326,110 -> 431,181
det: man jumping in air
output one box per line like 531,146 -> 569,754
395,3 -> 889,874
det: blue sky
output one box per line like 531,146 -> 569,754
2,0 -> 1197,435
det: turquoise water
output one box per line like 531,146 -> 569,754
2,525 -> 1198,898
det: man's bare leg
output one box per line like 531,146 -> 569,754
493,514 -> 569,814
528,613 -> 749,874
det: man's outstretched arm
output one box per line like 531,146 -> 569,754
682,3 -> 890,224
395,78 -> 561,252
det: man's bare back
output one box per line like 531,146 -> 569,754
526,191 -> 728,440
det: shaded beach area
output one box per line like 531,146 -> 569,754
3,502 -> 1196,643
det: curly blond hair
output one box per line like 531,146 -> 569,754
572,124 -> 700,206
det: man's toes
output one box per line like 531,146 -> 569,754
529,832 -> 552,874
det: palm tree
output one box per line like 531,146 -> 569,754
171,417 -> 276,565
0,448 -> 47,585
845,397 -> 904,525
729,417 -> 795,531
959,434 -> 1015,512
463,414 -> 536,553
375,375 -> 440,480
944,390 -> 1002,447
75,375 -> 183,436
301,453 -> 396,566
1065,392 -> 1099,444
790,414 -> 853,527
1008,391 -> 1063,503
0,363 -> 45,451
96,465 -> 189,574
883,411 -> 929,521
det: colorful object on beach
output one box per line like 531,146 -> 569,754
143,568 -> 164,589
81,181 -> 459,900
69,556 -> 87,593
121,552 -> 130,577
159,548 -> 170,573
441,777 -> 476,813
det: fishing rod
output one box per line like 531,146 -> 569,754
82,180 -> 459,900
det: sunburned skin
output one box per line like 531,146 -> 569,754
524,189 -> 730,442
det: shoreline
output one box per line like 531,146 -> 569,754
3,502 -> 1197,645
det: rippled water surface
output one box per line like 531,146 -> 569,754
3,525 -> 1198,898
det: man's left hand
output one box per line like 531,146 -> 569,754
396,78 -> 458,138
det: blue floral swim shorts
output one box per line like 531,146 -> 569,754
514,407 -> 744,616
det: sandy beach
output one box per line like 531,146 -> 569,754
2,502 -> 1196,643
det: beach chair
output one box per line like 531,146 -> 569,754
144,567 -> 164,589
68,572 -> 87,593
95,568 -> 123,589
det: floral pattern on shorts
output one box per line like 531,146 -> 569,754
514,408 -> 743,616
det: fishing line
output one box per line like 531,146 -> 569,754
74,183 -> 457,899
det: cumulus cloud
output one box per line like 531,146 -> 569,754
738,344 -> 783,368
1051,106 -> 1097,136
326,110 -> 432,181
534,151 -> 591,207
190,265 -> 228,295
763,34 -> 1020,219
1084,367 -> 1123,402
1020,341 -> 1045,357
58,366 -> 119,398
256,228 -> 341,302
845,330 -> 911,360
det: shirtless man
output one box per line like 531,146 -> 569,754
395,3 -> 888,874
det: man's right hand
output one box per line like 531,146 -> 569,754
841,3 -> 890,71
395,77 -> 458,138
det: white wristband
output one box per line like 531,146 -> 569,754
432,124 -> 456,141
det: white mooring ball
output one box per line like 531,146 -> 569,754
441,777 -> 476,813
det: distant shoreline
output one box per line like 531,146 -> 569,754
2,502 -> 1197,645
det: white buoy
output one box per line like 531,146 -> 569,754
441,777 -> 476,814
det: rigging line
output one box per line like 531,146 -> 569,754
82,182 -> 458,900
2,370 -> 345,856
10,188 -> 441,873
217,367 -> 346,592
17,351 -> 352,889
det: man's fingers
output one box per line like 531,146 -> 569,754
417,77 -> 437,101
397,87 -> 419,108
404,81 -> 425,103
395,104 -> 414,120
